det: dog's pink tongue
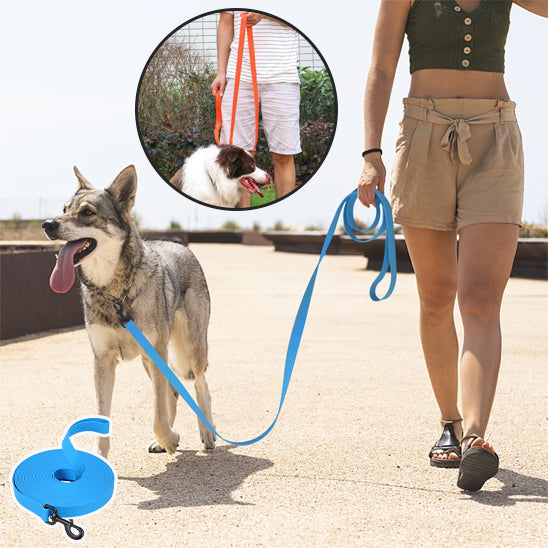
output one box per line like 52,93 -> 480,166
241,178 -> 264,198
50,240 -> 85,293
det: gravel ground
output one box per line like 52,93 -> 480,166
1,244 -> 547,547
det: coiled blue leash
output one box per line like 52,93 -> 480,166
11,417 -> 115,540
124,189 -> 397,446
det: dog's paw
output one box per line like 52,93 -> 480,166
201,428 -> 216,451
148,440 -> 167,453
149,430 -> 180,455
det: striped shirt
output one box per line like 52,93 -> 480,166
225,11 -> 300,84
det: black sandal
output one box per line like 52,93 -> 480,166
429,419 -> 462,468
457,435 -> 499,491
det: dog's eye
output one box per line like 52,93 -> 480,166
63,205 -> 67,213
80,208 -> 95,216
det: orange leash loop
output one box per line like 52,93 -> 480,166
214,12 -> 259,153
214,90 -> 222,146
247,19 -> 259,153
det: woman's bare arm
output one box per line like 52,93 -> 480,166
211,12 -> 234,96
358,0 -> 410,207
513,0 -> 548,17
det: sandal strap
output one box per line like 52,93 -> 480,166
432,422 -> 461,450
461,434 -> 480,451
440,418 -> 463,425
429,445 -> 461,458
430,445 -> 462,456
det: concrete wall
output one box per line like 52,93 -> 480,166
1,248 -> 84,340
2,235 -> 546,341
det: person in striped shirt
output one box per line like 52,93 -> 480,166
211,11 -> 302,207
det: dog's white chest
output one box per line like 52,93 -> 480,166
87,323 -> 142,361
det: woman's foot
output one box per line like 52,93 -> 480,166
429,419 -> 463,468
457,435 -> 499,491
466,437 -> 496,455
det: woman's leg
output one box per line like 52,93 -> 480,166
402,226 -> 462,448
457,222 -> 519,452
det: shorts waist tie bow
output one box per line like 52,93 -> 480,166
440,118 -> 473,165
402,99 -> 517,166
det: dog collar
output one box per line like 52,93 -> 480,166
206,170 -> 218,192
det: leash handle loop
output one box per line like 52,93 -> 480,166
214,90 -> 222,146
60,417 -> 110,481
246,16 -> 259,153
124,189 -> 397,447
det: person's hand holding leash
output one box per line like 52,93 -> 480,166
245,12 -> 265,26
358,153 -> 385,208
211,73 -> 227,97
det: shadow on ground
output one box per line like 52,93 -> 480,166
119,445 -> 273,509
464,468 -> 548,506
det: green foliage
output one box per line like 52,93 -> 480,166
169,220 -> 182,230
519,222 -> 548,238
298,66 -> 336,123
220,220 -> 240,230
136,42 -> 336,193
250,186 -> 277,207
272,221 -> 286,231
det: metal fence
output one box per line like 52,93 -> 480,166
171,12 -> 325,71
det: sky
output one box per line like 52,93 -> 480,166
1,0 -> 547,230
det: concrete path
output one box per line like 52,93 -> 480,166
1,244 -> 547,547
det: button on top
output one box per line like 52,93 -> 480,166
463,46 -> 471,54
454,5 -> 462,11
462,59 -> 470,68
464,17 -> 472,25
464,34 -> 472,42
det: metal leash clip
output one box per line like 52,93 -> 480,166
44,505 -> 85,540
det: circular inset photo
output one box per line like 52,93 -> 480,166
136,9 -> 337,210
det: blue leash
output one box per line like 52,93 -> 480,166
125,189 -> 397,446
11,417 -> 115,540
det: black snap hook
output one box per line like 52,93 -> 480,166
44,505 -> 85,541
113,300 -> 130,324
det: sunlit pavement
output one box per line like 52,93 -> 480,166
1,244 -> 546,547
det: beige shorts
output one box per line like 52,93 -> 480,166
390,97 -> 524,231
221,79 -> 302,155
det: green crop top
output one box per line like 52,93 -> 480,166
406,0 -> 512,73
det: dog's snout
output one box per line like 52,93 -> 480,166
42,219 -> 60,232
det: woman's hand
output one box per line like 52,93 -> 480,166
211,73 -> 227,97
358,153 -> 386,208
245,13 -> 265,26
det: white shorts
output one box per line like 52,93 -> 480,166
220,80 -> 302,155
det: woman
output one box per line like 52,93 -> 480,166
358,0 -> 547,491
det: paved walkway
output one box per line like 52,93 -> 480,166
1,244 -> 547,547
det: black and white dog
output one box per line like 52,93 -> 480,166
170,144 -> 271,207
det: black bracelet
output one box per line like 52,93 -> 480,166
362,148 -> 382,158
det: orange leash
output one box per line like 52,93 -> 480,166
214,12 -> 259,153
214,91 -> 222,146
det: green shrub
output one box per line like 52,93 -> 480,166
272,221 -> 286,231
220,220 -> 240,230
136,41 -> 336,193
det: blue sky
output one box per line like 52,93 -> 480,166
1,0 -> 547,229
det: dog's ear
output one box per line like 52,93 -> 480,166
107,165 -> 137,212
73,166 -> 95,191
226,149 -> 240,163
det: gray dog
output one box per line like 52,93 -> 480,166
42,165 -> 215,457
